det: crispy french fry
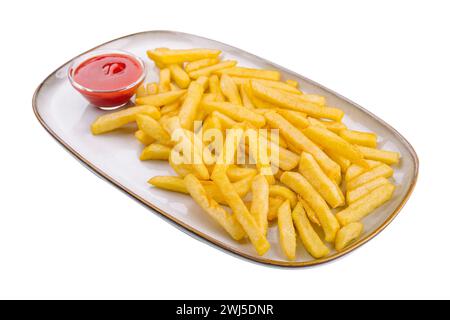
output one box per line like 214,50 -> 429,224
184,174 -> 245,240
278,200 -> 296,260
276,109 -> 310,129
227,166 -> 257,182
91,105 -> 160,135
301,94 -> 326,106
356,146 -> 400,165
336,184 -> 395,226
135,90 -> 186,106
178,81 -> 204,130
317,120 -> 347,133
220,74 -> 242,105
346,163 -> 394,191
185,58 -> 220,73
169,64 -> 191,89
216,67 -> 281,81
160,101 -> 181,115
269,185 -> 298,208
231,77 -> 302,95
196,76 -> 209,91
339,129 -> 377,148
335,222 -> 364,251
189,60 -> 237,79
136,84 -> 147,98
146,82 -> 159,95
251,81 -> 344,121
285,79 -> 299,88
299,152 -> 345,208
347,177 -> 390,204
307,117 -> 327,128
140,143 -> 171,160
212,111 -> 237,129
211,169 -> 270,255
325,149 -> 351,174
345,160 -> 382,183
208,75 -> 225,101
298,197 -> 320,226
292,202 -> 330,259
268,196 -> 285,221
136,114 -> 171,145
264,111 -> 341,183
250,175 -> 270,234
135,130 -> 155,145
239,84 -> 255,109
158,68 -> 171,93
168,153 -> 194,177
148,48 -> 221,64
202,101 -> 266,127
280,172 -> 340,243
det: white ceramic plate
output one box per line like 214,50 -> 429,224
33,30 -> 418,267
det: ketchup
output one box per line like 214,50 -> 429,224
70,52 -> 145,109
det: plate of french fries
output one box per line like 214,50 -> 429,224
33,31 -> 418,267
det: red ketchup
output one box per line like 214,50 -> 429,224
69,52 -> 145,109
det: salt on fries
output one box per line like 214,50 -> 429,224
91,47 -> 401,260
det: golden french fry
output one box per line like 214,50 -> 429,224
292,202 -> 330,259
189,60 -> 237,79
356,146 -> 400,165
135,130 -> 155,145
169,64 -> 191,89
317,120 -> 347,133
280,172 -> 340,243
269,185 -> 298,208
339,129 -> 377,148
160,101 -> 181,115
268,196 -> 285,221
250,175 -> 270,235
178,81 -> 204,130
298,197 -> 320,226
264,111 -> 341,183
251,81 -> 344,121
346,164 -> 394,191
158,68 -> 171,93
220,74 -> 242,105
276,109 -> 310,129
325,149 -> 351,174
184,174 -> 245,240
136,114 -> 171,144
148,48 -> 221,64
208,75 -> 225,101
345,160 -> 382,183
335,222 -> 364,251
239,84 -> 255,109
347,177 -> 390,204
201,101 -> 266,127
211,169 -> 270,255
299,152 -> 345,208
196,76 -> 209,91
301,94 -> 326,106
307,117 -> 327,128
336,184 -> 395,226
303,126 -> 365,165
185,58 -> 220,73
212,111 -> 237,129
140,143 -> 171,160
242,81 -> 278,109
278,199 -> 296,260
146,82 -> 159,95
216,67 -> 281,81
135,90 -> 186,106
91,105 -> 160,135
285,79 -> 299,88
168,153 -> 194,177
136,84 -> 147,98
227,166 -> 257,182
148,176 -> 189,194
231,77 -> 302,95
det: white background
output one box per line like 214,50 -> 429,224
1,0 -> 449,300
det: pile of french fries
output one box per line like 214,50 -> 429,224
91,48 -> 400,260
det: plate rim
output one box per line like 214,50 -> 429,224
32,30 -> 419,267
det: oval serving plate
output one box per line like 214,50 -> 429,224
33,30 -> 418,267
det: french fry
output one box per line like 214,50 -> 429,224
168,152 -> 194,177
135,90 -> 186,106
184,174 -> 245,240
347,177 -> 390,204
178,81 -> 204,130
146,82 -> 159,95
211,169 -> 270,255
135,130 -> 155,145
185,58 -> 220,73
276,109 -> 310,129
208,75 -> 225,101
140,143 -> 171,160
336,184 -> 395,226
298,197 -> 320,226
292,202 -> 330,259
136,84 -> 147,98
242,81 -> 278,109
160,101 -> 181,115
301,94 -> 326,107
212,111 -> 237,129
220,74 -> 242,105
231,77 -> 302,95
317,120 -> 347,133
307,117 -> 327,128
335,222 -> 364,251
201,101 -> 266,127
158,68 -> 171,93
269,185 -> 298,208
239,83 -> 255,109
136,114 -> 171,145
346,164 -> 394,191
148,48 -> 221,64
216,67 -> 281,81
285,79 -> 299,88
339,129 -> 377,148
227,166 -> 257,182
345,160 -> 382,183
196,76 -> 209,91
250,175 -> 270,234
280,172 -> 340,243
278,199 -> 297,260
356,146 -> 400,165
264,111 -> 341,183
251,81 -> 344,121
303,126 -> 366,166
189,60 -> 237,79
325,149 -> 351,173
299,152 -> 345,208
169,64 -> 191,89
91,105 -> 160,135
268,196 -> 285,221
